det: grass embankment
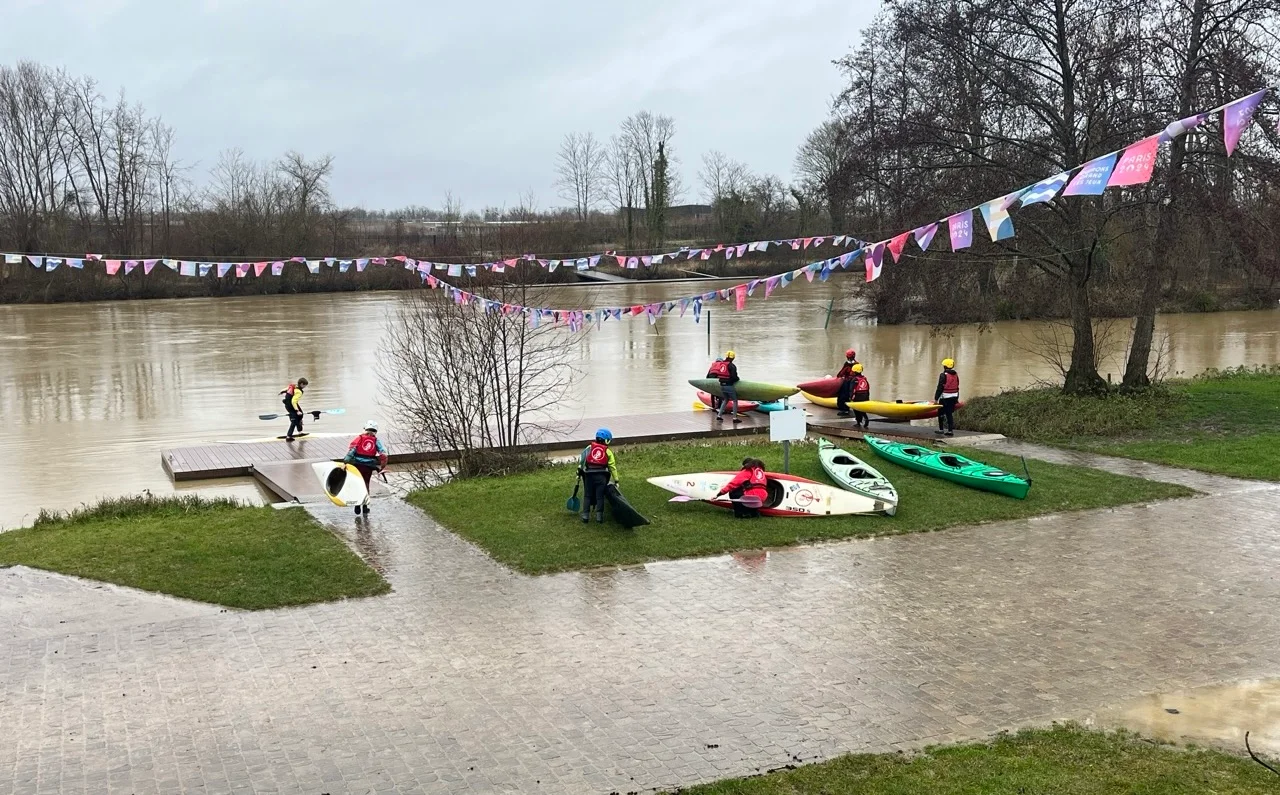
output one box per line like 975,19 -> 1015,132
681,725 -> 1278,794
961,366 -> 1280,480
0,495 -> 389,609
408,439 -> 1188,574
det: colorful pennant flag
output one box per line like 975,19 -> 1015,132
1063,153 -> 1118,196
1223,89 -> 1267,156
912,223 -> 938,251
865,242 -> 885,283
979,195 -> 1016,242
947,211 -> 974,250
1160,113 -> 1208,143
1108,136 -> 1160,187
887,231 -> 911,263
1019,172 -> 1071,205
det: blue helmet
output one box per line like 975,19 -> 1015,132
595,428 -> 613,443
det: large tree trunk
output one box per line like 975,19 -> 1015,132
1064,261 -> 1108,395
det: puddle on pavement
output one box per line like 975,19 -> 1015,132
1093,679 -> 1280,755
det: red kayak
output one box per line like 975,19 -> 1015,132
797,377 -> 842,398
695,390 -> 760,412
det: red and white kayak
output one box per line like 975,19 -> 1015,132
646,471 -> 889,517
797,376 -> 843,398
694,390 -> 760,413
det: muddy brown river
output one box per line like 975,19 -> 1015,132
2,281 -> 1277,528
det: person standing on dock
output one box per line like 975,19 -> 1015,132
280,377 -> 308,441
934,358 -> 960,437
578,428 -> 618,523
713,351 -> 742,423
835,349 -> 858,417
344,420 -> 388,517
705,357 -> 728,412
850,364 -> 871,429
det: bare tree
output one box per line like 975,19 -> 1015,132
794,119 -> 853,230
277,150 -> 334,252
379,285 -> 580,478
699,150 -> 750,235
605,134 -> 639,248
0,62 -> 72,253
554,132 -> 606,222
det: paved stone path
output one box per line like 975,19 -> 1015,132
2,447 -> 1279,794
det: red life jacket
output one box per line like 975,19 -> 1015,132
746,466 -> 768,493
280,383 -> 299,409
942,370 -> 960,394
585,441 -> 610,470
853,374 -> 870,394
707,359 -> 731,379
354,433 -> 379,458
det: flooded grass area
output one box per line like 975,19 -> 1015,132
681,724 -> 1280,794
961,367 -> 1280,480
1095,679 -> 1280,758
0,495 -> 390,609
407,439 -> 1190,575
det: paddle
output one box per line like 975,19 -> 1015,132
258,408 -> 346,421
1020,455 -> 1033,485
668,494 -> 764,509
566,475 -> 582,512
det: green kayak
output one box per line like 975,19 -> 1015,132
864,435 -> 1030,499
688,378 -> 799,403
817,438 -> 898,515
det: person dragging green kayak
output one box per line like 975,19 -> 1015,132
578,428 -> 618,523
934,358 -> 960,437
280,377 -> 308,441
710,350 -> 742,424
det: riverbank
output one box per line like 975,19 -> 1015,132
959,366 -> 1280,480
0,495 -> 388,608
407,439 -> 1188,574
682,725 -> 1278,794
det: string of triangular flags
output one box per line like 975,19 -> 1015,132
856,87 -> 1272,283
0,231 -> 860,279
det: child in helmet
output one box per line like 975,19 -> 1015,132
280,377 -> 309,440
344,420 -> 388,516
712,351 -> 742,423
835,349 -> 857,417
850,363 -> 871,429
934,358 -> 960,436
578,428 -> 618,523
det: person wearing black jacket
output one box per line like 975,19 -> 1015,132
713,350 -> 742,424
934,358 -> 960,436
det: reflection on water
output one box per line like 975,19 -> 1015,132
1093,679 -> 1280,755
2,283 -> 1278,528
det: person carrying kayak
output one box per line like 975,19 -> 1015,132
343,420 -> 388,516
835,349 -> 858,417
716,457 -> 768,519
704,357 -> 727,412
934,358 -> 960,437
280,377 -> 309,441
711,350 -> 742,424
578,428 -> 618,524
850,363 -> 871,429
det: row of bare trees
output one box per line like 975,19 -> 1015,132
792,0 -> 1280,393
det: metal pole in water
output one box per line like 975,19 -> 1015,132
823,297 -> 835,330
706,310 -> 711,356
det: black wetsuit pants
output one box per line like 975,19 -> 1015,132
582,471 -> 609,518
836,380 -> 853,414
286,409 -> 305,438
938,397 -> 959,432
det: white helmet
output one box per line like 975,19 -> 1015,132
364,420 -> 378,431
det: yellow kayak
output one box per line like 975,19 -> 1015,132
799,390 -> 949,420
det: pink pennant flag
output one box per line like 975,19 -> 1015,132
235,263 -> 250,278
947,211 -> 974,250
271,262 -> 285,276
1108,136 -> 1160,187
700,249 -> 713,260
641,255 -> 652,267
802,237 -> 814,249
865,243 -> 885,282
803,268 -> 816,283
790,240 -> 801,251
725,247 -> 735,260
123,260 -> 139,274
764,276 -> 780,298
254,262 -> 270,277
1223,89 -> 1267,156
734,284 -> 746,311
913,223 -> 939,251
812,237 -> 825,247
142,259 -> 158,275
735,244 -> 747,257
887,231 -> 911,263
372,257 -> 387,266
105,259 -> 122,275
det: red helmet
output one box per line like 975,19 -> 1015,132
845,348 -> 856,360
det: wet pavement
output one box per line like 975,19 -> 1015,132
2,458 -> 1280,793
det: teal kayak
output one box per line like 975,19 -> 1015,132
864,435 -> 1030,499
688,378 -> 799,403
817,438 -> 898,515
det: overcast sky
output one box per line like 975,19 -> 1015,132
5,0 -> 876,211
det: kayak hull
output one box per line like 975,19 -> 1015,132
312,461 -> 369,507
864,435 -> 1030,499
817,438 -> 898,514
647,471 -> 888,517
695,390 -> 761,413
689,378 -> 799,403
605,484 -> 650,528
797,377 -> 843,398
800,391 -> 959,420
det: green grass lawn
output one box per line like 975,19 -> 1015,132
0,495 -> 389,609
407,439 -> 1189,575
681,725 -> 1278,794
960,366 -> 1280,480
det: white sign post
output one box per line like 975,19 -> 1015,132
769,408 -> 807,473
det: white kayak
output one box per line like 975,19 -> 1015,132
312,461 -> 368,507
646,471 -> 888,517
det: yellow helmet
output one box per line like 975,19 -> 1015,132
725,350 -> 736,359
852,363 -> 864,373
942,358 -> 955,369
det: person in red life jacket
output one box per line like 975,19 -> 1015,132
712,350 -> 743,424
343,420 -> 388,516
834,349 -> 858,417
577,428 -> 618,524
850,363 -> 871,429
934,358 -> 960,437
279,377 -> 308,441
717,457 -> 769,519
704,357 -> 728,412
